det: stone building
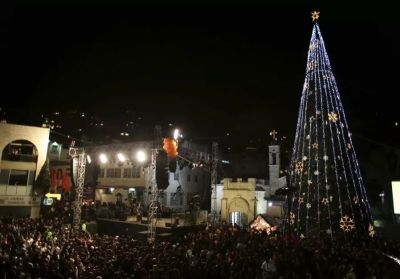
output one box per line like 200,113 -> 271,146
215,141 -> 287,226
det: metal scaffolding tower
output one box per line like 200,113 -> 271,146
147,149 -> 158,244
211,142 -> 218,223
147,125 -> 162,244
68,141 -> 87,230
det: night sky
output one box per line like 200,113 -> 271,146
1,1 -> 399,149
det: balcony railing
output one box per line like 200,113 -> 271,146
1,153 -> 38,163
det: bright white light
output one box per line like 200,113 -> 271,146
136,150 -> 146,163
51,141 -> 58,146
110,187 -> 115,193
173,129 -> 180,140
268,202 -> 273,207
392,181 -> 400,214
99,154 -> 108,164
86,155 -> 91,164
117,153 -> 126,162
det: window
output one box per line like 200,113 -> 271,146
133,166 -> 141,178
187,174 -> 191,182
28,171 -> 35,185
123,166 -> 141,178
2,140 -> 38,162
104,188 -> 114,194
49,144 -> 60,156
9,170 -> 29,186
0,169 -> 10,184
99,168 -> 105,178
272,153 -> 277,165
106,168 -> 121,178
194,175 -> 198,183
170,193 -> 183,206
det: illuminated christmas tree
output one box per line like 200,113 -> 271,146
288,11 -> 374,239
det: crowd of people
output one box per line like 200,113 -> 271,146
1,214 -> 400,279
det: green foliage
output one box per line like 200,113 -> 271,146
32,161 -> 51,195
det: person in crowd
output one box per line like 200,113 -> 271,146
1,212 -> 399,278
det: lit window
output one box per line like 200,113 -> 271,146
106,168 -> 121,178
9,170 -> 29,186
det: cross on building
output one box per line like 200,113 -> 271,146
270,129 -> 278,141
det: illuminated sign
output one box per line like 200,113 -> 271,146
392,181 -> 400,214
43,198 -> 54,206
45,193 -> 62,200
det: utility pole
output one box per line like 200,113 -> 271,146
68,141 -> 86,230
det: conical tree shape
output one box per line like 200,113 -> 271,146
32,161 -> 51,195
288,20 -> 374,240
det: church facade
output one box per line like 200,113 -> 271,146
215,142 -> 287,226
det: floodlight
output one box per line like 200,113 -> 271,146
136,150 -> 146,163
117,153 -> 126,162
99,153 -> 108,164
173,129 -> 180,140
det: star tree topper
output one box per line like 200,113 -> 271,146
311,11 -> 320,22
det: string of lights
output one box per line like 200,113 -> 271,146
287,14 -> 373,239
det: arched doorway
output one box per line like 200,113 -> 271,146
229,211 -> 248,226
228,197 -> 250,226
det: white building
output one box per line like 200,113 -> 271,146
87,140 -> 211,211
0,123 -> 50,218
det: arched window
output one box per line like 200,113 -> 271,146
2,140 -> 38,163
